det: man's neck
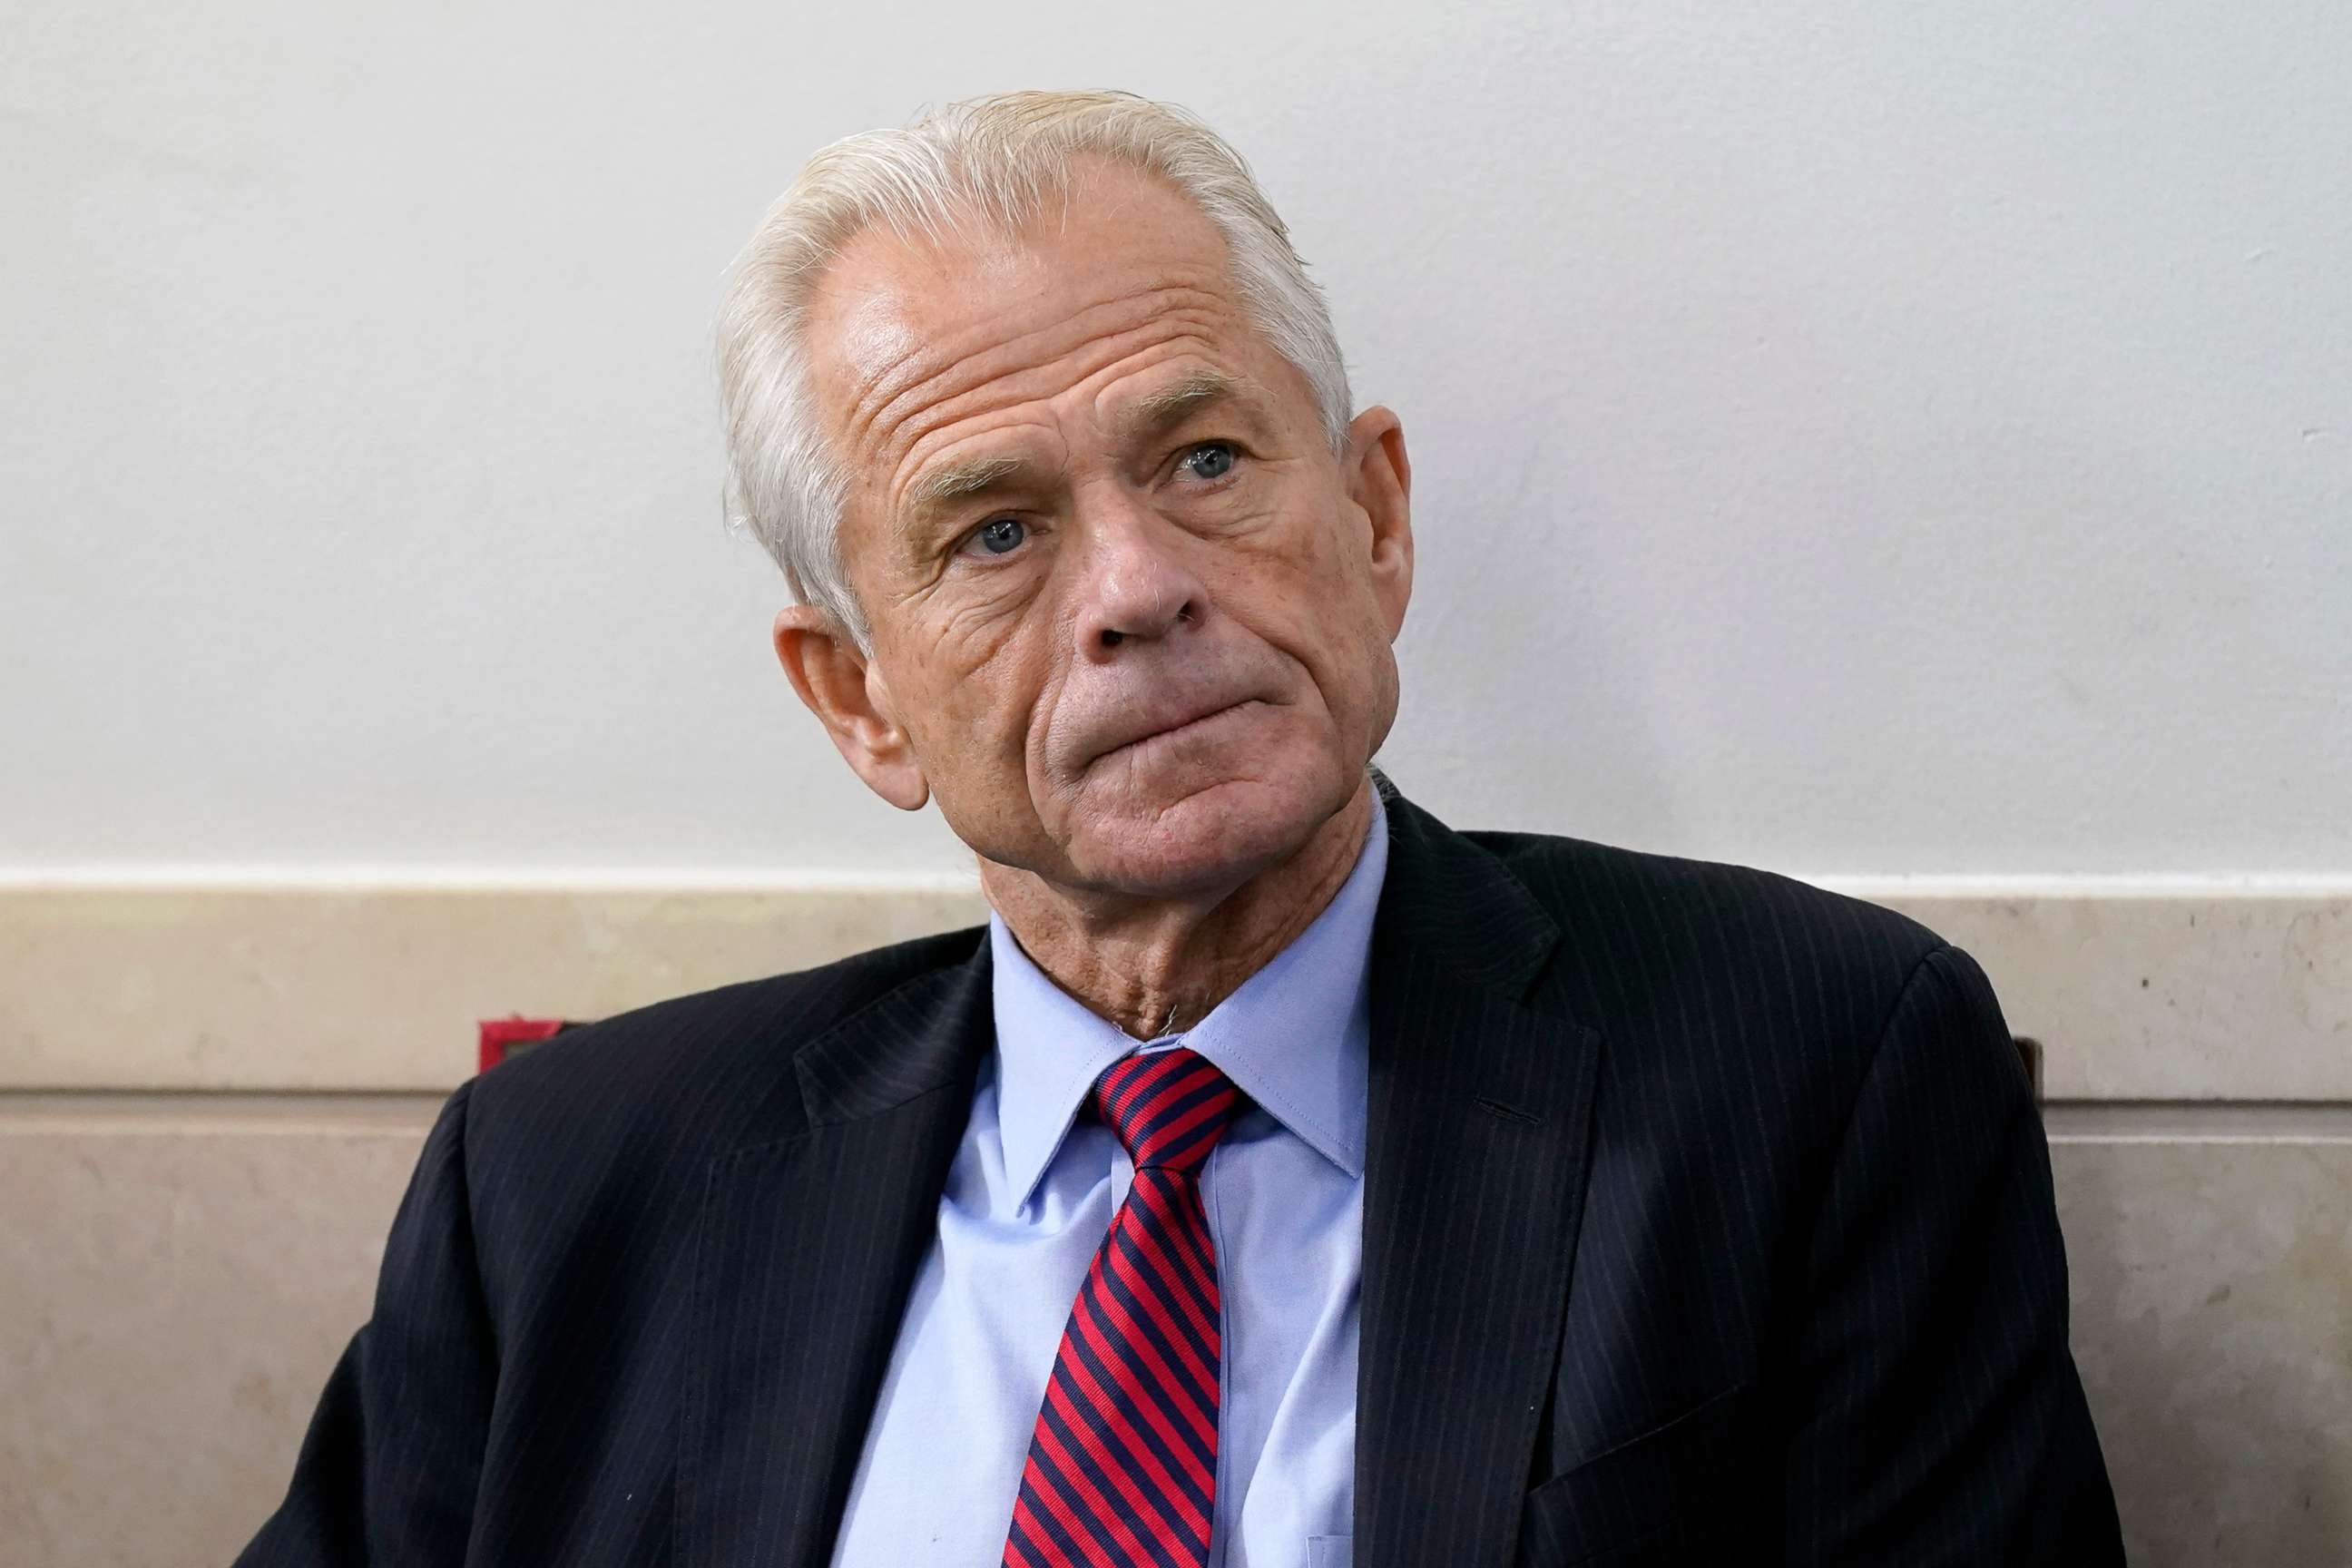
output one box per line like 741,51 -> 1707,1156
979,779 -> 1379,1040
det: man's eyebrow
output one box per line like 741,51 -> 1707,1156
1110,368 -> 1271,443
902,452 -> 1033,520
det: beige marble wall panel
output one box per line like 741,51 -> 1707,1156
4,887 -> 2347,1097
2050,1136 -> 2352,1568
1863,890 -> 2352,1102
0,1117 -> 434,1568
0,887 -> 987,1092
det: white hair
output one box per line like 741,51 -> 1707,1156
713,89 -> 1355,647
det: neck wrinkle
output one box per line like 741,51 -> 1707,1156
982,778 -> 1378,1039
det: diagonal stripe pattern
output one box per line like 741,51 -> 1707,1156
1002,1045 -> 1244,1568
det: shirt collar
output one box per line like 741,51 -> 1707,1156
989,789 -> 1387,1210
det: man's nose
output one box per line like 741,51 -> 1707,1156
1070,497 -> 1209,660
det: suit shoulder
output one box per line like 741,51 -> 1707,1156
463,923 -> 985,1152
1462,826 -> 1953,1019
1455,826 -> 1999,1189
402,923 -> 978,1328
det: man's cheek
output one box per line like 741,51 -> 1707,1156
930,667 -> 1031,769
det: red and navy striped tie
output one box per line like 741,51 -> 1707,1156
1002,1045 -> 1243,1568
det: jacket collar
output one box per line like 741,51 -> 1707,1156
678,782 -> 1603,1568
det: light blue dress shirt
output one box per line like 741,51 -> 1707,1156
828,792 -> 1387,1568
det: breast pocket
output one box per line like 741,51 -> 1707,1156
1514,1381 -> 1752,1567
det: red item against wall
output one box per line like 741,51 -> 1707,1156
476,1015 -> 570,1073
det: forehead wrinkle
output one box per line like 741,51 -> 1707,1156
886,325 -> 1224,511
867,291 -> 1228,466
842,276 -> 1233,473
1100,366 -> 1272,444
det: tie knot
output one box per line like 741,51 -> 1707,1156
1091,1046 -> 1241,1174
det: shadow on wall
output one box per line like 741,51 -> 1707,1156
2053,1139 -> 2351,1566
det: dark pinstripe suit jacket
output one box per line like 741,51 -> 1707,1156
239,788 -> 2124,1567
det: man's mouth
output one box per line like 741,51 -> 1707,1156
1093,697 -> 1262,764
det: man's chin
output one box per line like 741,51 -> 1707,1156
1059,770 -> 1339,899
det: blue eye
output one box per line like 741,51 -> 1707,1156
972,517 -> 1027,555
1181,441 -> 1238,481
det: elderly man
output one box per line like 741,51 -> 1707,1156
240,91 -> 2122,1567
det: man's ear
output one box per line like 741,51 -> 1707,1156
1344,405 -> 1415,640
771,605 -> 931,811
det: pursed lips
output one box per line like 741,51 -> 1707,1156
1088,695 -> 1263,766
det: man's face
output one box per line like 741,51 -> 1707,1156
794,161 -> 1413,900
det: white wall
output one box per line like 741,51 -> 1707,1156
5,0 -> 2347,877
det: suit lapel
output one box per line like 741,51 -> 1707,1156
670,788 -> 1599,1568
675,942 -> 993,1568
1356,791 -> 1604,1568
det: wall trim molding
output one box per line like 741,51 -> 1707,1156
5,882 -> 2346,1099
